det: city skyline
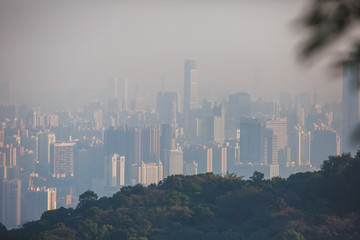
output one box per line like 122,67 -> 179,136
0,0 -> 358,232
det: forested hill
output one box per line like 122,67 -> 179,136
2,153 -> 360,240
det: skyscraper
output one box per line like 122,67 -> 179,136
105,154 -> 125,187
50,142 -> 76,178
111,77 -> 128,112
1,179 -> 21,229
157,91 -> 178,126
213,147 -> 227,176
206,105 -> 225,145
131,160 -> 163,185
240,117 -> 263,163
342,53 -> 360,153
228,92 -> 251,138
38,133 -> 56,172
265,118 -> 287,151
141,126 -> 160,163
163,148 -> 183,178
22,187 -> 56,223
311,130 -> 339,169
183,59 -> 199,112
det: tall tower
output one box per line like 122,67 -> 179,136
105,154 -> 125,187
342,53 -> 360,153
240,117 -> 263,164
1,179 -> 21,229
50,142 -> 76,178
184,59 -> 198,112
38,133 -> 56,172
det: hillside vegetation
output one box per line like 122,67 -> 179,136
1,152 -> 360,240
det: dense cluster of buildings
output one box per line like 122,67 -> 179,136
0,55 -> 358,229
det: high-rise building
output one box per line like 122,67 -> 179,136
288,127 -> 311,167
240,117 -> 263,163
226,142 -> 240,173
50,142 -> 76,178
22,187 -> 56,223
157,91 -> 178,126
141,126 -> 160,163
263,129 -> 278,165
131,160 -> 163,185
1,179 -> 21,229
183,145 -> 212,174
265,118 -> 287,151
184,161 -> 198,175
112,77 -> 128,111
206,105 -> 225,145
105,154 -> 125,187
311,130 -> 340,169
163,148 -> 183,177
0,145 -> 17,167
213,147 -> 227,176
342,53 -> 360,153
127,128 -> 142,165
160,124 -> 173,164
183,59 -> 199,112
38,133 -> 56,172
228,92 -> 251,138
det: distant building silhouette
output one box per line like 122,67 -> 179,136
183,59 -> 199,112
163,148 -> 183,178
22,187 -> 56,223
157,91 -> 178,127
240,117 -> 263,164
342,53 -> 360,153
1,179 -> 21,229
228,92 -> 251,138
311,129 -> 340,169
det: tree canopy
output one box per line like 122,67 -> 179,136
2,152 -> 360,240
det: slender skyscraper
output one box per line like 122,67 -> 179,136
183,59 -> 198,112
342,53 -> 360,153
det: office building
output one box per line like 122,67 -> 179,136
157,91 -> 178,126
265,118 -> 287,150
311,129 -> 340,169
131,160 -> 163,185
163,148 -> 183,177
206,105 -> 225,145
112,77 -> 128,111
288,127 -> 311,167
38,133 -> 56,172
22,187 -> 56,223
183,145 -> 212,174
240,117 -> 263,164
342,53 -> 360,153
50,142 -> 76,178
213,147 -> 227,176
105,154 -> 125,187
183,59 -> 199,112
1,179 -> 21,229
228,92 -> 251,138
0,146 -> 17,167
184,161 -> 198,175
263,129 -> 278,165
141,126 -> 160,163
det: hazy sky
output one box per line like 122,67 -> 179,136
0,0 -> 343,109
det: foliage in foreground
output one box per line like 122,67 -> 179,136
1,152 -> 360,240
